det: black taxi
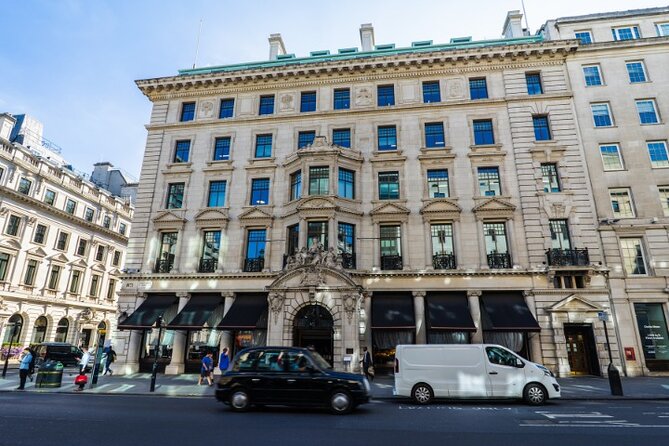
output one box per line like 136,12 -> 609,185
215,347 -> 371,414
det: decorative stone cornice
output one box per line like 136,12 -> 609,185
152,210 -> 187,230
238,206 -> 274,227
472,197 -> 516,220
194,208 -> 230,229
420,198 -> 462,222
370,202 -> 411,223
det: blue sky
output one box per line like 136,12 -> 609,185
1,0 -> 663,178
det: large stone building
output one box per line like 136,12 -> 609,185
115,6 -> 669,377
0,113 -> 133,357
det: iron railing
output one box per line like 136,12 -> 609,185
487,252 -> 512,269
340,252 -> 356,269
380,255 -> 403,271
432,254 -> 457,270
198,258 -> 218,273
154,259 -> 173,273
244,258 -> 264,272
546,248 -> 589,267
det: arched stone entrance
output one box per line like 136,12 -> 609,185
293,305 -> 334,364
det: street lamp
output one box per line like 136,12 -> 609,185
2,323 -> 21,379
149,316 -> 163,392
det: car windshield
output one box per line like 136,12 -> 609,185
309,351 -> 331,370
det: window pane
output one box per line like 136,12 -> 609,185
549,219 -> 571,250
592,104 -> 612,127
583,66 -> 602,86
621,238 -> 646,275
338,168 -> 355,199
259,95 -> 274,115
478,167 -> 501,196
427,169 -> 449,198
469,78 -> 488,100
431,224 -> 453,255
533,116 -> 551,140
378,126 -> 397,151
541,163 -> 561,192
526,73 -> 543,95
377,85 -> 395,106
308,167 -> 329,196
202,231 -> 221,261
307,221 -> 328,248
659,187 -> 669,217
180,102 -> 195,122
300,91 -> 316,112
167,183 -> 185,209
483,223 -> 508,254
208,181 -> 227,207
610,189 -> 635,217
333,88 -> 350,110
174,140 -> 190,163
250,178 -> 270,205
626,62 -> 647,83
213,137 -> 231,161
422,81 -> 441,103
600,145 -> 624,170
380,225 -> 401,256
255,134 -> 273,158
219,98 -> 234,119
298,131 -> 316,149
425,123 -> 445,148
575,31 -> 592,44
378,172 -> 400,200
290,171 -> 302,201
637,100 -> 659,124
473,120 -> 494,145
332,128 -> 351,148
246,229 -> 266,258
647,141 -> 669,168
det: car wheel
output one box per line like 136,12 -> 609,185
524,383 -> 547,406
412,383 -> 433,405
230,388 -> 251,412
330,390 -> 353,415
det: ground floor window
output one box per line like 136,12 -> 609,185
427,331 -> 470,344
54,318 -> 69,343
372,329 -> 414,373
186,329 -> 221,373
483,331 -> 530,359
233,330 -> 267,356
139,328 -> 175,373
635,303 -> 669,371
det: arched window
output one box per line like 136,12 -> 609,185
32,316 -> 48,344
2,314 -> 23,345
55,318 -> 69,343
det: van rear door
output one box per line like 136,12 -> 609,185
483,346 -> 525,398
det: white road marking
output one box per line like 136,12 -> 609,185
109,384 -> 135,393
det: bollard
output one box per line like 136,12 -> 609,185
607,363 -> 624,396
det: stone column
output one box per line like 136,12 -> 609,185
214,292 -> 235,376
524,290 -> 542,363
266,292 -> 285,346
413,291 -> 427,344
468,290 -> 483,343
165,292 -> 190,375
477,220 -> 488,269
121,293 -> 146,374
328,218 -> 336,250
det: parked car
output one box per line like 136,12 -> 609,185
394,344 -> 561,405
33,342 -> 84,368
215,347 -> 371,414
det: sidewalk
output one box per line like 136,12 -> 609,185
1,369 -> 668,400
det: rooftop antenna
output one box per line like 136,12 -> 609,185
521,0 -> 531,33
192,18 -> 203,69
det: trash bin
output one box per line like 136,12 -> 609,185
35,360 -> 64,388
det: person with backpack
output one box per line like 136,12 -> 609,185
16,348 -> 33,390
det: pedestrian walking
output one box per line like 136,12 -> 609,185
103,345 -> 116,376
198,352 -> 214,386
219,347 -> 230,373
16,348 -> 33,390
360,346 -> 374,381
77,347 -> 90,374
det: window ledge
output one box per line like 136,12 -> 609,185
203,160 -> 234,173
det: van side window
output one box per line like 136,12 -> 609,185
486,347 -> 518,367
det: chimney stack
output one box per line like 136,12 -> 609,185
359,23 -> 375,51
0,113 -> 16,141
268,33 -> 286,60
503,10 -> 524,38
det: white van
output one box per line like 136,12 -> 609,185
393,344 -> 560,405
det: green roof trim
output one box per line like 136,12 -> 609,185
178,35 -> 544,76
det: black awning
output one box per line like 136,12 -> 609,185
426,292 -> 476,331
480,292 -> 540,332
217,293 -> 268,330
166,293 -> 225,329
371,292 -> 415,329
118,293 -> 178,329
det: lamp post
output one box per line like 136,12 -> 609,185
149,316 -> 163,392
2,323 -> 21,379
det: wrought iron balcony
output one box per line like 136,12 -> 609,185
198,258 -> 218,273
341,252 -> 356,269
487,252 -> 512,269
432,254 -> 457,270
244,257 -> 264,272
380,255 -> 403,271
154,259 -> 174,273
546,248 -> 589,267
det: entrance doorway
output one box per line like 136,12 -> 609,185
293,305 -> 334,365
80,329 -> 92,349
564,324 -> 600,376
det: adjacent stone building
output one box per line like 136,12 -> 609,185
540,6 -> 669,375
116,12 -> 629,377
0,113 -> 133,357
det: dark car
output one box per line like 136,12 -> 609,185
215,347 -> 371,414
33,342 -> 84,368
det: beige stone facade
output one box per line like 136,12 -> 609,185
541,6 -> 669,376
0,114 -> 133,356
117,10 -> 669,378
